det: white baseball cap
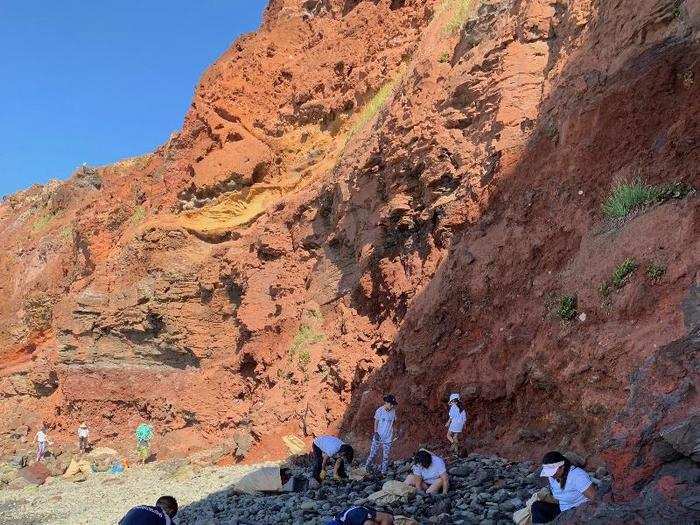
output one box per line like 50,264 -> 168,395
449,393 -> 460,402
540,461 -> 565,477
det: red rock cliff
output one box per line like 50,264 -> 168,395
1,0 -> 698,502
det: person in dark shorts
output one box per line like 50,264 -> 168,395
327,505 -> 394,525
119,496 -> 178,525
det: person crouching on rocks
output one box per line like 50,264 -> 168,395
77,422 -> 89,453
404,448 -> 449,494
119,495 -> 178,525
533,451 -> 596,523
445,393 -> 467,453
364,394 -> 398,475
328,505 -> 394,525
312,435 -> 354,483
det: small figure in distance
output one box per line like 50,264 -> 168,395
77,422 -> 89,454
327,505 -> 394,525
445,393 -> 467,454
533,451 -> 596,523
404,448 -> 449,494
312,435 -> 354,483
118,495 -> 178,525
364,394 -> 398,476
34,424 -> 52,463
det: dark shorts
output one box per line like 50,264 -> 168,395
335,506 -> 377,525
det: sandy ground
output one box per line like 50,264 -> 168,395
0,460 -> 276,525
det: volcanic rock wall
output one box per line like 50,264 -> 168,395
0,0 -> 698,504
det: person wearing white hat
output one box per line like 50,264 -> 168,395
532,451 -> 596,523
445,393 -> 467,453
77,423 -> 90,453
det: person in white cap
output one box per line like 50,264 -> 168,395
533,451 -> 596,523
78,423 -> 90,453
445,393 -> 467,453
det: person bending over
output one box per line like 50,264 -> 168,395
328,505 -> 394,525
533,451 -> 596,523
119,496 -> 178,525
312,435 -> 354,482
404,449 -> 449,494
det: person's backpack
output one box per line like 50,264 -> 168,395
325,521 -> 342,525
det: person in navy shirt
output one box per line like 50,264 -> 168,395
119,496 -> 178,525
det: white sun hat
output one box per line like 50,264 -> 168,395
540,461 -> 565,477
449,393 -> 460,402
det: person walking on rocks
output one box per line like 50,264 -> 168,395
533,451 -> 596,523
312,435 -> 354,483
77,422 -> 89,453
364,394 -> 398,475
404,448 -> 449,494
34,424 -> 51,462
119,495 -> 178,525
328,505 -> 394,525
135,423 -> 154,465
445,393 -> 467,453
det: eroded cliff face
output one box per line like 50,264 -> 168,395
0,0 -> 697,502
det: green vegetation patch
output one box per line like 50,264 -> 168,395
438,51 -> 451,63
289,324 -> 324,357
602,180 -> 695,219
610,258 -> 639,288
646,263 -> 666,283
131,205 -> 147,224
556,294 -> 578,321
32,213 -> 54,233
442,0 -> 472,34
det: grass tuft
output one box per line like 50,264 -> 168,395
646,263 -> 666,282
289,324 -> 324,356
131,205 -> 147,224
610,258 -> 639,288
557,295 -> 578,321
438,51 -> 451,63
602,180 -> 694,219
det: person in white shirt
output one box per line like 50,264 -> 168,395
34,425 -> 52,463
445,393 -> 467,453
78,423 -> 90,453
404,449 -> 449,494
533,451 -> 596,523
364,394 -> 398,475
312,435 -> 354,483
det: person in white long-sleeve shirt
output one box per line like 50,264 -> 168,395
364,394 -> 398,475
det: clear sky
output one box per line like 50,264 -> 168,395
0,1 -> 268,198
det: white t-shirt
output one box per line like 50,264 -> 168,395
374,406 -> 396,442
448,404 -> 467,433
412,452 -> 446,484
548,466 -> 593,511
36,430 -> 47,443
314,435 -> 344,456
78,428 -> 89,438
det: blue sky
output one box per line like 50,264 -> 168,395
0,1 -> 268,198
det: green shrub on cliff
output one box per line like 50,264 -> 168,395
556,294 -> 577,321
602,180 -> 694,218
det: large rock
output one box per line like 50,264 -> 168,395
88,447 -> 119,472
18,463 -> 51,485
660,416 -> 700,462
